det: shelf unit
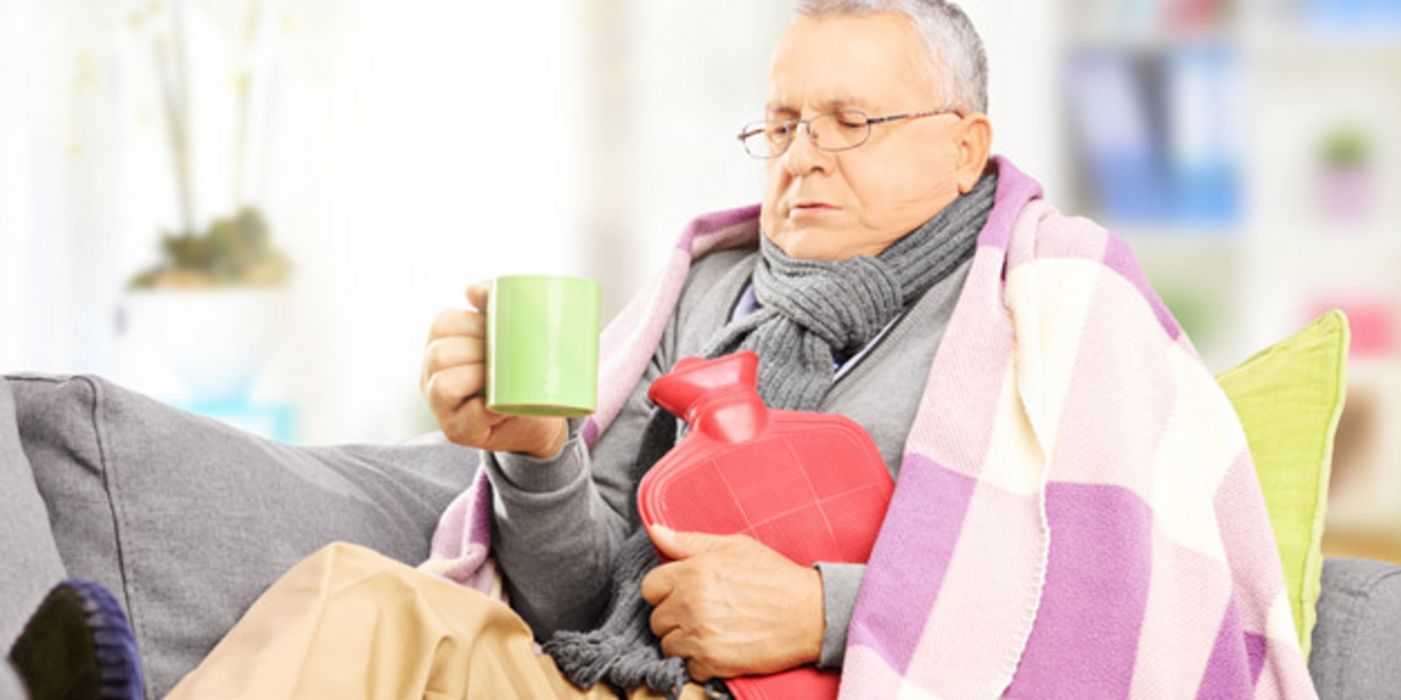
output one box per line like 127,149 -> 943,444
1056,0 -> 1401,559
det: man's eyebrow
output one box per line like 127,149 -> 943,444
764,96 -> 870,114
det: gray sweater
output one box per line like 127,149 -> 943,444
484,245 -> 972,668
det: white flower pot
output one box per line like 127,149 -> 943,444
119,287 -> 289,402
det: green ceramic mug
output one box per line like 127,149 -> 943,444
485,274 -> 601,417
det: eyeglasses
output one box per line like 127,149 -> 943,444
737,108 -> 960,159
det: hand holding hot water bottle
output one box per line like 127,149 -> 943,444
638,351 -> 894,700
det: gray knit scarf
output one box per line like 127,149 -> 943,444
543,172 -> 998,699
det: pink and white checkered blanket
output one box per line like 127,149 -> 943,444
422,156 -> 1317,698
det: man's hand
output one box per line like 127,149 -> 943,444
639,526 -> 824,681
421,281 -> 567,459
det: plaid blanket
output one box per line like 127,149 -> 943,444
422,156 -> 1317,698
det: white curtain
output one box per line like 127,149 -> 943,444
0,0 -> 1059,444
0,0 -> 587,443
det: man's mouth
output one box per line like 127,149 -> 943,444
790,200 -> 837,214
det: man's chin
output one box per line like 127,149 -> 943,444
765,226 -> 848,261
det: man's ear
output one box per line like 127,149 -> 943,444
952,113 -> 993,194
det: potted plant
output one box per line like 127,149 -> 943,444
123,207 -> 291,401
119,0 -> 292,405
1318,125 -> 1375,225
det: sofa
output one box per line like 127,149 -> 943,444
1311,558 -> 1401,698
3,371 -> 1399,699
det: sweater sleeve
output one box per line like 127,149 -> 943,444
486,321 -> 677,640
814,562 -> 866,669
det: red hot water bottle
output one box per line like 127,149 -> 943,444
637,351 -> 894,700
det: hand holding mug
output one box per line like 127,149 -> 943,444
422,275 -> 599,458
421,281 -> 567,459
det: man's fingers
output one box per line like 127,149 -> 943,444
427,308 -> 485,342
686,659 -> 718,683
649,602 -> 680,639
421,337 -> 483,387
640,563 -> 678,605
440,396 -> 493,446
458,395 -> 510,429
465,281 -> 491,311
424,365 -> 483,415
659,629 -> 699,665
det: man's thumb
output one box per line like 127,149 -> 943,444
648,525 -> 723,560
465,280 -> 491,311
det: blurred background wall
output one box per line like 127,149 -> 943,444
1,0 -> 1398,557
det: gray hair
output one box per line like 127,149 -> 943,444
795,0 -> 989,114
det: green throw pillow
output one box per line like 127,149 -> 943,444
1216,310 -> 1350,659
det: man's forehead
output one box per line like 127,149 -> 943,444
763,12 -> 937,114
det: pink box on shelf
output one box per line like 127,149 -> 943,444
1310,299 -> 1396,358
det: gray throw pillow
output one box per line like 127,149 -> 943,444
6,372 -> 479,698
0,378 -> 66,648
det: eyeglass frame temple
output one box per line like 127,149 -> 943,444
864,107 -> 962,125
736,107 -> 963,157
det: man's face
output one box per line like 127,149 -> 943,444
760,12 -> 986,261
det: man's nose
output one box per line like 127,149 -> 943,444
782,124 -> 831,176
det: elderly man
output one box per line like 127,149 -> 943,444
420,0 -> 997,685
4,1 -> 1316,699
413,1 -> 995,691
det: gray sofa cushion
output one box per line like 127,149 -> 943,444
1310,557 -> 1401,699
5,373 -> 480,698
